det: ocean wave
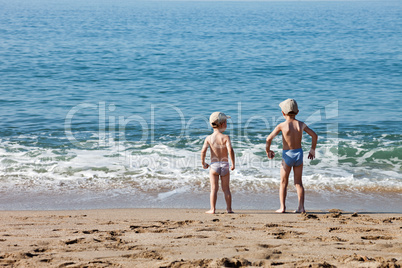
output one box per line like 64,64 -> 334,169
0,134 -> 400,195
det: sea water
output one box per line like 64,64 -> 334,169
0,0 -> 401,211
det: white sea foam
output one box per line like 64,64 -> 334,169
0,136 -> 401,197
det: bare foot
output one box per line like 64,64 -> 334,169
294,209 -> 305,213
276,208 -> 286,213
205,210 -> 215,214
227,210 -> 234,214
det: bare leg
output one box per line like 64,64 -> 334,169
206,170 -> 219,214
293,163 -> 305,213
276,160 -> 291,213
221,172 -> 233,213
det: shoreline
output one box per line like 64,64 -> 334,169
1,190 -> 401,212
1,208 -> 401,267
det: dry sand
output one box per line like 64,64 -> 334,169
0,208 -> 401,267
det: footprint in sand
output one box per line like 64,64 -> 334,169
82,229 -> 99,234
265,223 -> 279,228
196,228 -> 217,232
258,244 -> 280,249
59,262 -> 76,267
301,213 -> 319,220
269,230 -> 305,239
130,225 -> 168,233
216,257 -> 253,267
174,235 -> 209,239
361,235 -> 393,240
33,248 -> 47,253
122,250 -> 163,260
316,236 -> 348,242
175,220 -> 197,225
64,238 -> 85,245
164,259 -> 212,267
235,246 -> 249,252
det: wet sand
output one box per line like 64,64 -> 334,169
0,209 -> 401,267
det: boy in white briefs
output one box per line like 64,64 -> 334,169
201,112 -> 235,214
266,99 -> 318,213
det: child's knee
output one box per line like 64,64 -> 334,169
294,182 -> 304,188
294,178 -> 303,186
221,184 -> 229,192
222,188 -> 231,195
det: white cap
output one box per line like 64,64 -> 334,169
209,112 -> 230,127
279,99 -> 298,114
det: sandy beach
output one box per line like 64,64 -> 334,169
0,209 -> 401,267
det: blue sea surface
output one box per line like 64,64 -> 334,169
0,0 -> 401,211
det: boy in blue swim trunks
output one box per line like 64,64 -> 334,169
266,99 -> 318,213
201,112 -> 235,214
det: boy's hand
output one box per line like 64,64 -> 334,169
267,150 -> 275,159
308,149 -> 315,160
202,163 -> 209,169
230,165 -> 235,171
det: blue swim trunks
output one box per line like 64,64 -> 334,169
282,148 -> 303,167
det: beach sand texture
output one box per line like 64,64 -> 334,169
0,209 -> 401,267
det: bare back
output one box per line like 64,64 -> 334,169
279,119 -> 305,150
206,132 -> 230,162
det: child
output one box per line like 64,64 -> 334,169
266,99 -> 318,213
201,112 -> 235,214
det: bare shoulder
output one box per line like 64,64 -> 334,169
222,133 -> 231,141
298,120 -> 307,130
302,122 -> 316,134
278,121 -> 289,131
299,121 -> 312,131
276,122 -> 284,130
267,123 -> 282,141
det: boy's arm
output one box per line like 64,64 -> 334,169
266,125 -> 281,159
226,136 -> 235,170
201,137 -> 209,169
303,124 -> 318,159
